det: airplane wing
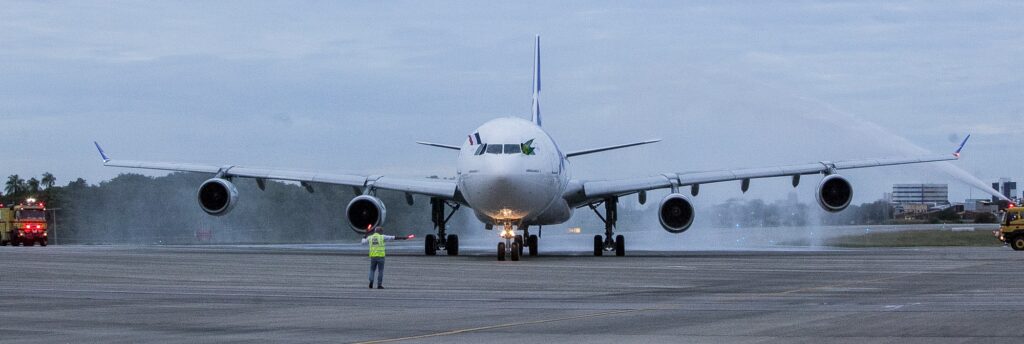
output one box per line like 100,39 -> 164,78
578,136 -> 969,203
94,142 -> 457,199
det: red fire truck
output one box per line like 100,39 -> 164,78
0,198 -> 48,246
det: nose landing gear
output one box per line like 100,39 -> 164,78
496,223 -> 537,261
497,224 -> 520,261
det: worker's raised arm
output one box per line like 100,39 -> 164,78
362,234 -> 415,243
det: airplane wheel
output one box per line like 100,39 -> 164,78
425,234 -> 437,255
511,242 -> 520,261
446,235 -> 459,256
497,242 -> 506,261
528,235 -> 538,256
615,235 -> 625,256
1012,236 -> 1024,251
593,235 -> 603,256
514,235 -> 524,256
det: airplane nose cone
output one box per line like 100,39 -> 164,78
463,168 -> 547,221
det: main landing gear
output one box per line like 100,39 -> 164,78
496,223 -> 538,261
425,198 -> 461,256
588,197 -> 625,257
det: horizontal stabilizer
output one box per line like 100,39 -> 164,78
565,139 -> 661,158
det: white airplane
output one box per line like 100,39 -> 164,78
95,36 -> 970,261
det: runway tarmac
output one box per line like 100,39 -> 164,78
2,244 -> 1022,343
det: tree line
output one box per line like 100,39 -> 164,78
3,172 -> 57,205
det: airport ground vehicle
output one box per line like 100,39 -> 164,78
0,199 -> 48,246
996,205 -> 1024,250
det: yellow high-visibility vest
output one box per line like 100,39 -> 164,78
368,233 -> 385,258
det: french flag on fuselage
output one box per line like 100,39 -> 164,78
468,132 -> 482,145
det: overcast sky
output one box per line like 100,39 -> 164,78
1,1 -> 1021,204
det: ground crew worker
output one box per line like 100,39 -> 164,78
360,226 -> 413,289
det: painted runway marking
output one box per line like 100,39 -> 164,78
355,308 -> 649,344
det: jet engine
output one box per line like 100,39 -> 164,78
346,195 -> 387,234
197,178 -> 238,216
659,193 -> 695,233
816,174 -> 853,212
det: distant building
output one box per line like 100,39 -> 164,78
891,184 -> 949,205
964,199 -> 997,213
993,178 -> 1018,202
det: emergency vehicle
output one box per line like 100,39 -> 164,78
0,198 -> 48,246
996,203 -> 1024,250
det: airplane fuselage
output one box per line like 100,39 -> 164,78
456,117 -> 573,226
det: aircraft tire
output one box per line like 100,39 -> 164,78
425,235 -> 437,255
514,235 -> 524,256
511,243 -> 520,261
528,235 -> 538,256
593,235 -> 603,256
615,235 -> 625,256
446,235 -> 459,256
497,242 -> 506,261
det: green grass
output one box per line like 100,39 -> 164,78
828,230 -> 1003,248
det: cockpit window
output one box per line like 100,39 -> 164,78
475,141 -> 536,155
503,144 -> 521,154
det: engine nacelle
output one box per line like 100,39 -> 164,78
816,174 -> 853,212
346,195 -> 387,234
659,193 -> 695,234
197,178 -> 238,216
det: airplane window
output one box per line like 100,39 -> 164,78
475,144 -> 487,155
486,144 -> 503,154
503,144 -> 521,154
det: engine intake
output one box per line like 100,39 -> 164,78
659,193 -> 695,233
197,178 -> 238,216
346,195 -> 387,234
816,174 -> 853,212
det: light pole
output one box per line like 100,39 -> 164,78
47,208 -> 61,245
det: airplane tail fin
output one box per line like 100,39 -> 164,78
531,35 -> 541,127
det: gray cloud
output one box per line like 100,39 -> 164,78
1,1 -> 1021,204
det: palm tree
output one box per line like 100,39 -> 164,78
27,178 -> 40,195
5,175 -> 24,196
41,172 -> 56,189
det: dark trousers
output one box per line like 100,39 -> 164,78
368,258 -> 385,285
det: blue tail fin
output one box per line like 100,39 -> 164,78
531,35 -> 541,127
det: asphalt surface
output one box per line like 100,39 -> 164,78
2,243 -> 1022,343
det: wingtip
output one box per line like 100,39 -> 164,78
93,141 -> 111,163
954,134 -> 971,156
